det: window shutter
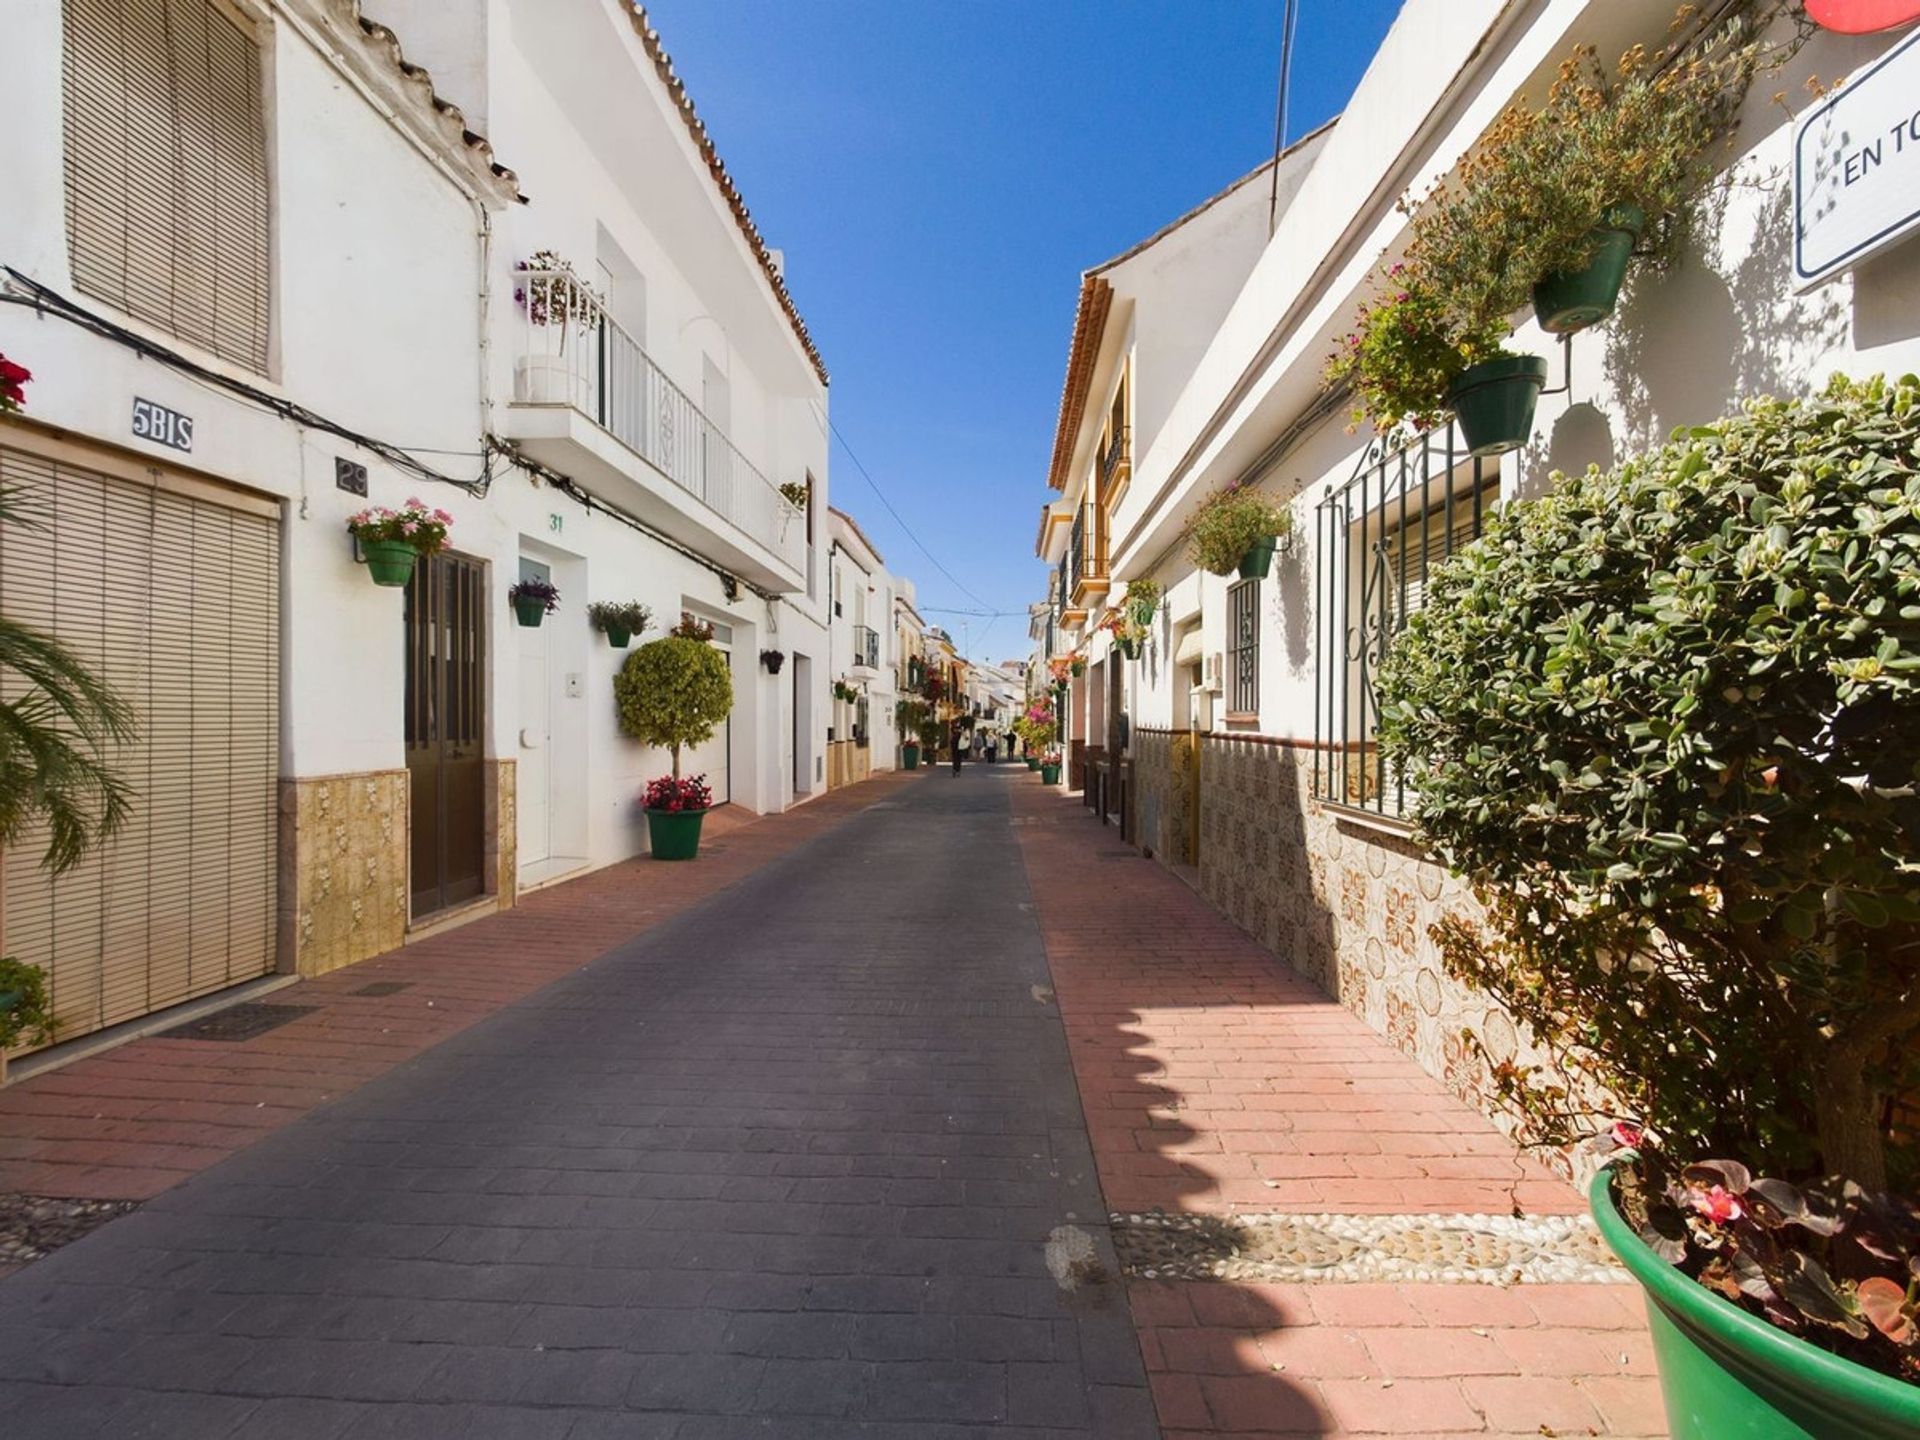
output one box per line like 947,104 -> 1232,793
0,444 -> 280,1043
62,0 -> 271,372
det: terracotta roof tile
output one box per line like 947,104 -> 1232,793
342,2 -> 524,200
1044,275 -> 1111,493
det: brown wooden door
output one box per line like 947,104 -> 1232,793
406,551 -> 486,917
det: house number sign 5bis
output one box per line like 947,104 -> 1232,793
131,396 -> 193,452
1793,23 -> 1920,287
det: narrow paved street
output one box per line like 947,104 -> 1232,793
0,769 -> 1156,1438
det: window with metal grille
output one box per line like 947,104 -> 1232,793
62,0 -> 272,372
1312,423 -> 1498,816
1227,578 -> 1259,717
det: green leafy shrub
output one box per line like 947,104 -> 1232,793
0,956 -> 54,1051
613,635 -> 733,778
1376,375 -> 1920,1193
1185,482 -> 1293,577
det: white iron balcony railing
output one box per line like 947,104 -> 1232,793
852,624 -> 879,671
514,268 -> 805,571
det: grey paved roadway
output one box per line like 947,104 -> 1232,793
0,767 -> 1157,1438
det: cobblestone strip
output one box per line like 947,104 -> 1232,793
1112,1209 -> 1625,1286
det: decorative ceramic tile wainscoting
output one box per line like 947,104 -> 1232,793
277,770 -> 410,977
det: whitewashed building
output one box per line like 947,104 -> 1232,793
0,0 -> 834,1058
825,505 -> 902,788
1030,0 -> 1920,1140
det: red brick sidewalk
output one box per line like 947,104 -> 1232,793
1010,778 -> 1665,1439
0,773 -> 921,1229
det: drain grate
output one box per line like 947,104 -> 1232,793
350,981 -> 411,998
156,1003 -> 319,1043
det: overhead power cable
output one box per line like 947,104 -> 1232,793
826,417 -> 997,614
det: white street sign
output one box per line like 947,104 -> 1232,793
1793,25 -> 1920,287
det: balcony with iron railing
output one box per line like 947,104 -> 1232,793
1100,424 -> 1132,499
851,624 -> 879,673
1067,509 -> 1109,610
502,268 -> 808,591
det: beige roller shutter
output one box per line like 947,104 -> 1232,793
0,440 -> 280,1046
62,0 -> 272,373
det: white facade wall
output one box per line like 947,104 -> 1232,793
2,0 -> 836,1006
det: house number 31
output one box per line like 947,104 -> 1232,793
548,513 -> 564,534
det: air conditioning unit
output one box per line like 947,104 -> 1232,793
1203,653 -> 1224,692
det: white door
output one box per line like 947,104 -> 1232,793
679,622 -> 732,804
516,557 -> 552,864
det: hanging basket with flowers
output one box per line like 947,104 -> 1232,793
347,499 -> 454,588
508,577 -> 561,627
1185,483 -> 1294,579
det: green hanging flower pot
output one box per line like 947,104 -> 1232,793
604,623 -> 632,649
1117,635 -> 1141,660
1447,353 -> 1548,457
1590,1168 -> 1920,1439
512,595 -> 548,627
1533,204 -> 1645,335
361,539 -> 419,588
1237,535 -> 1279,581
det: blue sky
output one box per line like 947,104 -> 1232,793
646,0 -> 1403,663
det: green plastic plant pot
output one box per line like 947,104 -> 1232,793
645,807 -> 706,861
1040,764 -> 1060,785
1026,757 -> 1039,771
1237,535 -> 1278,580
902,745 -> 920,771
1118,636 -> 1141,660
361,539 -> 418,588
1447,354 -> 1548,457
604,623 -> 632,649
1533,204 -> 1645,335
512,595 -> 548,628
1590,1167 -> 1920,1439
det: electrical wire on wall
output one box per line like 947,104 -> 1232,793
1,269 -> 492,497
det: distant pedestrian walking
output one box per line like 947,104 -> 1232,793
985,735 -> 998,764
951,722 -> 966,776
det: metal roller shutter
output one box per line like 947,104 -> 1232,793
62,0 -> 272,373
0,441 -> 280,1046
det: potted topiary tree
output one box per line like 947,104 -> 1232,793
1376,376 -> 1920,1437
613,616 -> 734,861
896,698 -> 930,769
586,600 -> 651,650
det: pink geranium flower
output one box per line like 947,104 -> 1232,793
1689,1185 -> 1744,1224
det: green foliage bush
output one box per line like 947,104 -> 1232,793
613,635 -> 733,777
1376,375 -> 1920,1191
0,956 -> 54,1051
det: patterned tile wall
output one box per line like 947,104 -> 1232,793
487,758 -> 517,909
278,770 -> 409,977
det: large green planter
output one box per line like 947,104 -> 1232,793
1533,204 -> 1645,335
1590,1168 -> 1920,1439
1237,535 -> 1278,580
1026,757 -> 1039,771
1448,353 -> 1548,458
902,744 -> 920,771
1040,763 -> 1061,785
645,807 -> 706,861
361,539 -> 419,588
512,595 -> 549,628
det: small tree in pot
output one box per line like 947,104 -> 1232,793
614,619 -> 733,860
1376,375 -> 1920,1424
